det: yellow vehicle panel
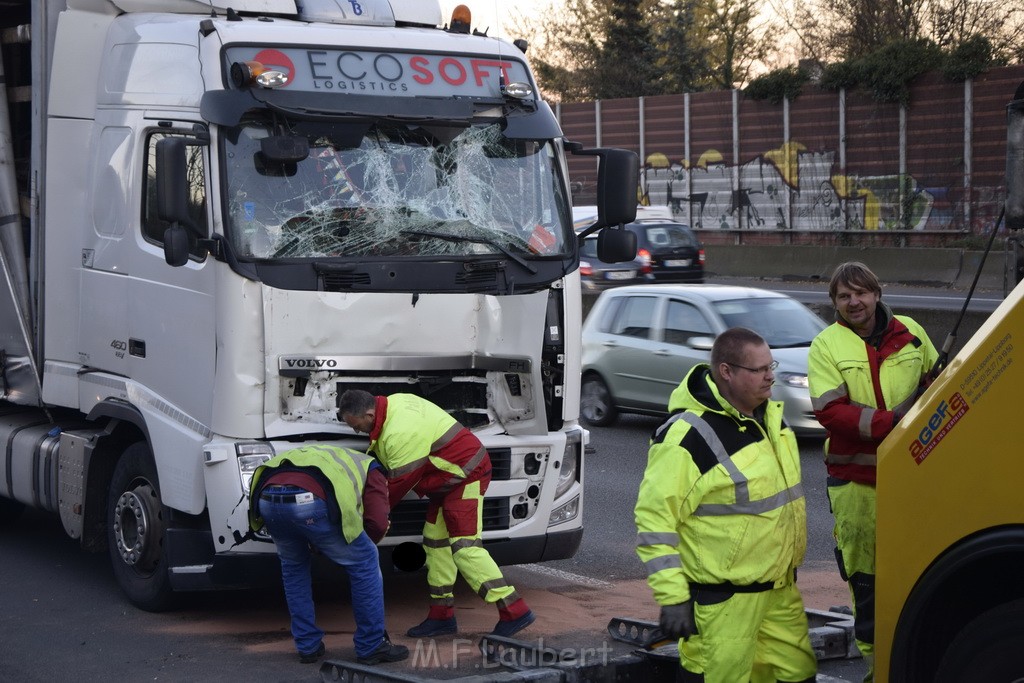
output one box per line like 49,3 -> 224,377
875,279 -> 1023,679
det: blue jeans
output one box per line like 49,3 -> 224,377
258,486 -> 385,657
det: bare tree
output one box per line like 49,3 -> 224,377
781,0 -> 1023,63
927,0 -> 1024,58
698,0 -> 777,88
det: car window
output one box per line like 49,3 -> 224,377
642,225 -> 697,248
595,295 -> 624,332
712,297 -> 826,347
664,300 -> 714,345
609,296 -> 657,339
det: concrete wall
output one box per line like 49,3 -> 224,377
704,245 -> 1009,292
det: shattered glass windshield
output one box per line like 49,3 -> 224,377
222,120 -> 572,261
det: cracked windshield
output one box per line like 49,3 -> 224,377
224,121 -> 571,260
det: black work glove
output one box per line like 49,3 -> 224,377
659,600 -> 697,639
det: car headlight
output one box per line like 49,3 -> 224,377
556,430 -> 583,499
236,442 -> 275,493
778,372 -> 809,388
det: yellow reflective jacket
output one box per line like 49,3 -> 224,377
635,365 -> 807,606
808,305 -> 937,483
370,393 -> 477,482
249,445 -> 375,543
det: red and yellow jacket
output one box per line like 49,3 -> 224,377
808,304 -> 938,485
367,393 -> 491,506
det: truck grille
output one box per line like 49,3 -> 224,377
389,497 -> 510,536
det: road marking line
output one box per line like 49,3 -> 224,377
519,565 -> 613,588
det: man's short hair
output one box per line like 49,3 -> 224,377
338,389 -> 375,418
710,327 -> 766,380
828,261 -> 882,302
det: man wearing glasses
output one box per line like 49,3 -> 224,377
635,327 -> 817,683
808,262 -> 938,682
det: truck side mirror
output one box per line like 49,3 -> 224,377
569,145 -> 639,236
156,137 -> 191,226
163,225 -> 190,267
595,148 -> 640,227
597,226 -> 637,263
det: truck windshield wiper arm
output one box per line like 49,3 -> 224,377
403,229 -> 537,274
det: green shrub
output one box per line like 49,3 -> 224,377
744,66 -> 811,104
819,60 -> 862,91
858,39 -> 942,104
941,35 -> 1005,82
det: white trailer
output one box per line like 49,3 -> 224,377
0,0 -> 638,609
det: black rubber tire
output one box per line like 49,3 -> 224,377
107,442 -> 174,612
0,496 -> 25,527
581,374 -> 618,427
934,598 -> 1024,683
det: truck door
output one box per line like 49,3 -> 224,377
127,124 -> 216,425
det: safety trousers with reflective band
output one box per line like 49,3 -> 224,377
676,582 -> 817,683
422,479 -> 518,612
827,478 -> 876,681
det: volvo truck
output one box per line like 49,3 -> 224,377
0,0 -> 638,610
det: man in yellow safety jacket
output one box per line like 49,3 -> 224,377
635,327 -> 817,683
338,389 -> 535,639
249,444 -> 407,665
808,261 -> 938,681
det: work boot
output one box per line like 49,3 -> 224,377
490,609 -> 535,638
356,634 -> 410,665
492,597 -> 535,638
407,605 -> 458,637
298,641 -> 325,664
406,616 -> 457,637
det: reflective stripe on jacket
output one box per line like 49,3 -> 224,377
808,308 -> 937,483
249,445 -> 375,543
371,394 -> 489,501
634,365 -> 807,607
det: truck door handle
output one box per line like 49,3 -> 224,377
654,349 -> 672,356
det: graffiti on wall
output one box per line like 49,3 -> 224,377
642,142 -> 941,231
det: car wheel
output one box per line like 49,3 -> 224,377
581,374 -> 618,427
107,442 -> 174,611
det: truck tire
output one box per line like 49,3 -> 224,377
0,496 -> 25,526
581,374 -> 618,427
934,598 -> 1024,683
107,442 -> 173,611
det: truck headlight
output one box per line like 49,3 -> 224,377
555,430 -> 583,499
236,442 -> 275,493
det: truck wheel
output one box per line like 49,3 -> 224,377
107,442 -> 173,611
0,496 -> 25,526
934,598 -> 1024,683
581,374 -> 618,427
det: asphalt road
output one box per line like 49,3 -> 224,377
0,418 -> 866,682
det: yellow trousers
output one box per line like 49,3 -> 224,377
421,480 -> 518,610
677,582 -> 817,683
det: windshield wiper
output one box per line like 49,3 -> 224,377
403,229 -> 538,274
